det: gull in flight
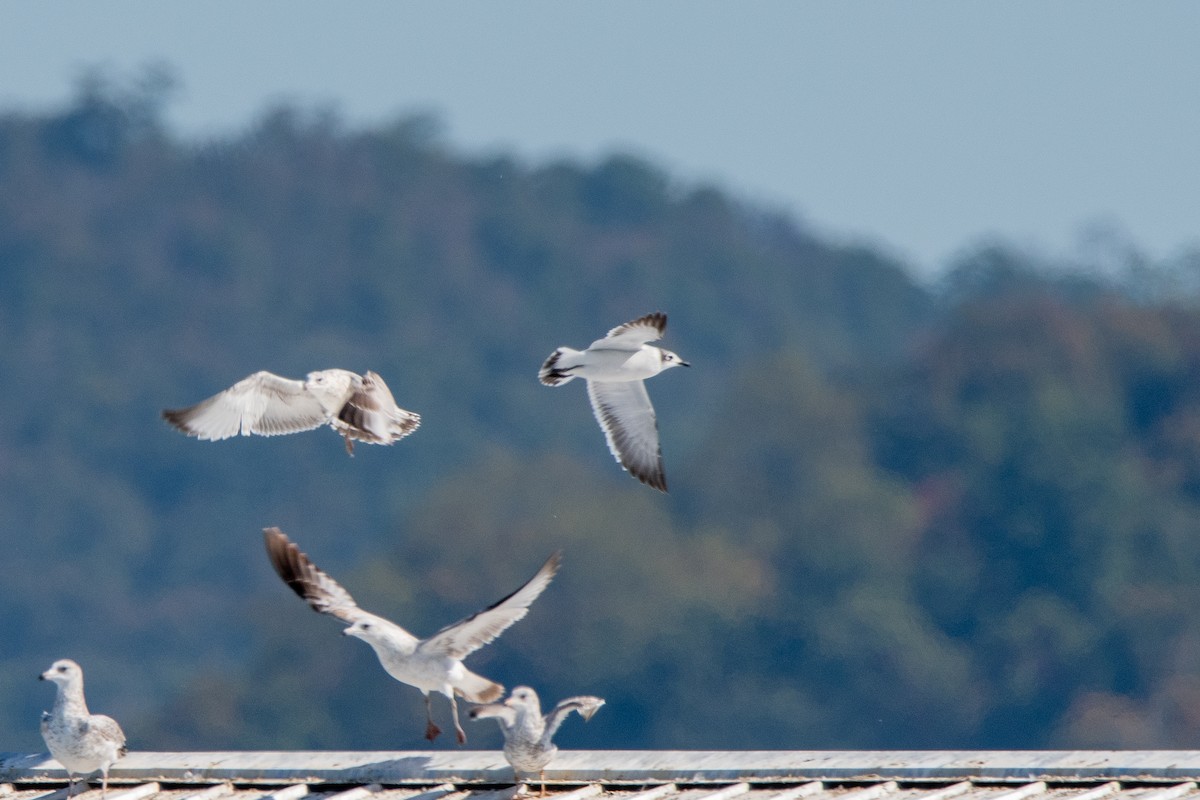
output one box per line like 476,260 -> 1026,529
163,369 -> 420,455
540,312 -> 689,491
39,659 -> 127,798
263,527 -> 561,744
470,686 -> 604,790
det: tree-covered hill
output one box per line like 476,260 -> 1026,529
2,75 -> 1199,753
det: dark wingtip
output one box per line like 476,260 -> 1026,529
639,311 -> 668,334
262,527 -> 309,600
627,464 -> 668,493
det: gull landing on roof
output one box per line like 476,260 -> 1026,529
263,527 -> 561,745
470,686 -> 604,789
162,369 -> 420,455
539,312 -> 689,491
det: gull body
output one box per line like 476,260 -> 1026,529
540,312 -> 689,491
39,659 -> 127,798
263,527 -> 560,744
470,686 -> 604,780
163,369 -> 420,454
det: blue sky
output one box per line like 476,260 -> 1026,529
2,1 -> 1197,274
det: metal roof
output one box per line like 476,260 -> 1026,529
6,751 -> 1200,800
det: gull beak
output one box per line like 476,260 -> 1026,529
38,674 -> 45,681
679,360 -> 691,367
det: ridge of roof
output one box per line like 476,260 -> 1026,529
7,750 -> 1200,786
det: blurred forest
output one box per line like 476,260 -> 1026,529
3,72 -> 1200,754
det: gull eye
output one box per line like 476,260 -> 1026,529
57,666 -> 68,672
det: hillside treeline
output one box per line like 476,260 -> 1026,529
2,75 -> 1200,753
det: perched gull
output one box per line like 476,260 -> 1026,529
470,686 -> 604,787
263,527 -> 561,744
539,312 -> 689,491
39,659 -> 127,798
163,369 -> 420,455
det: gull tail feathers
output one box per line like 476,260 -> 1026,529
539,348 -> 580,386
455,670 -> 504,704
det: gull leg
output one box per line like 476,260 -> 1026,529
449,693 -> 467,745
343,434 -> 356,457
424,693 -> 441,741
102,766 -> 110,800
540,769 -> 547,797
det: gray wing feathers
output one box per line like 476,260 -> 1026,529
586,379 -> 666,492
420,551 -> 562,659
163,371 -> 328,440
543,696 -> 604,743
593,312 -> 667,349
468,702 -> 517,730
334,371 -> 421,444
88,715 -> 128,756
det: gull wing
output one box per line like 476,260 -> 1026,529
86,714 -> 128,755
589,312 -> 667,350
587,379 -> 666,492
263,527 -> 373,625
419,551 -> 562,660
163,371 -> 330,440
468,701 -> 517,731
543,696 -> 604,743
334,371 -> 421,444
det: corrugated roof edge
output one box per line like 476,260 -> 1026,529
6,751 -> 1200,786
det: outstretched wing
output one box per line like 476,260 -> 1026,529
543,696 -> 605,744
263,527 -> 371,625
587,379 -> 666,491
419,552 -> 562,659
163,371 -> 330,440
590,312 -> 667,350
468,701 -> 517,732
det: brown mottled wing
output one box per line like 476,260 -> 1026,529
418,551 -> 562,659
263,527 -> 368,624
591,312 -> 667,350
586,379 -> 666,491
163,371 -> 329,440
87,714 -> 128,756
334,371 -> 421,445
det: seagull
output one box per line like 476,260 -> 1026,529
263,527 -> 561,744
163,369 -> 420,455
470,686 -> 604,789
39,659 -> 127,799
539,312 -> 689,491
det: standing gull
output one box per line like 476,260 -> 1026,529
470,686 -> 604,788
263,527 -> 561,744
39,659 -> 127,799
163,369 -> 420,455
540,312 -> 689,491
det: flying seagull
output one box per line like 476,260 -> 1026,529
39,659 -> 128,799
263,527 -> 561,744
539,312 -> 689,491
470,686 -> 604,789
163,369 -> 420,455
